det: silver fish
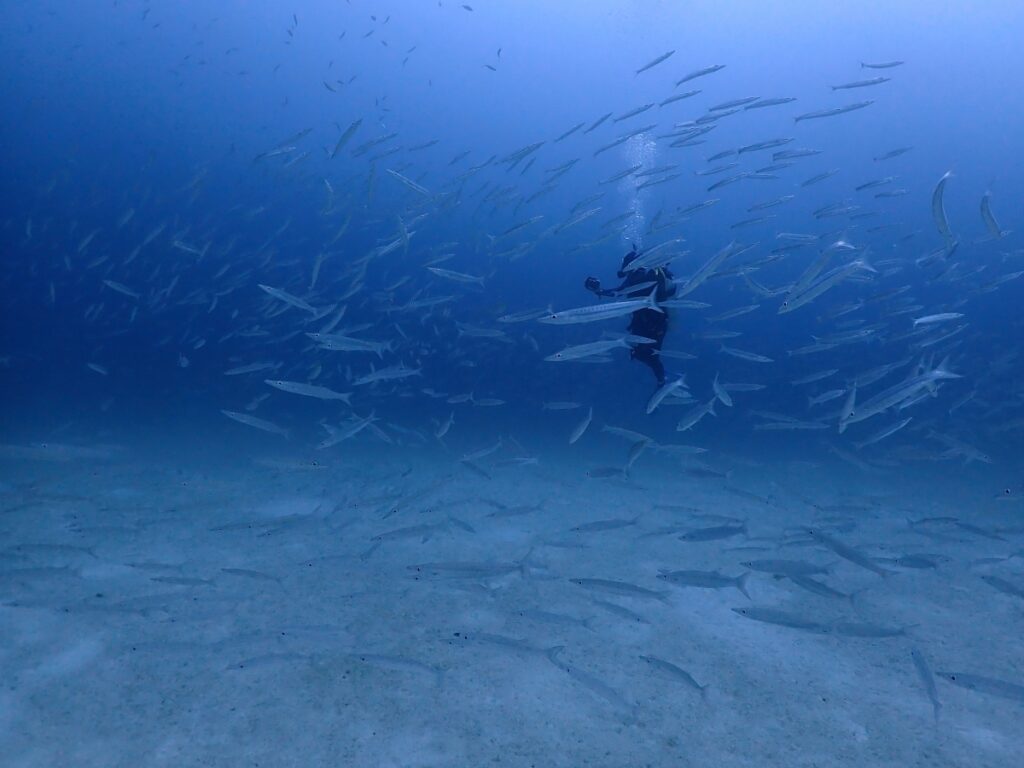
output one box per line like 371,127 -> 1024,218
831,621 -> 907,638
854,417 -> 913,449
569,407 -> 593,444
657,569 -> 750,598
981,575 -> 1024,600
546,337 -> 650,362
353,365 -> 421,385
741,559 -> 830,577
330,118 -> 363,158
546,647 -> 634,717
910,648 -> 942,723
221,410 -> 289,438
636,50 -> 675,75
678,523 -> 746,542
931,171 -> 954,244
647,375 -> 687,414
258,283 -> 321,315
805,528 -> 893,577
308,332 -> 391,356
224,362 -> 280,376
407,561 -> 523,579
861,60 -> 904,69
980,193 -> 1008,238
721,345 -> 774,363
831,76 -> 890,90
731,607 -> 831,633
676,399 -> 717,431
676,64 -> 726,86
264,380 -> 352,404
676,241 -> 746,296
937,671 -> 1024,704
569,578 -> 669,602
639,655 -> 708,698
102,279 -> 139,299
539,291 -> 662,325
348,653 -> 444,688
571,516 -> 640,533
591,599 -> 649,624
794,101 -> 874,122
788,575 -> 859,603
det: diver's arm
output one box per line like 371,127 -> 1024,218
584,276 -> 621,298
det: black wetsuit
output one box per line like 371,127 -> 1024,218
589,262 -> 676,385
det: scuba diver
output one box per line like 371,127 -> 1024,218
584,246 -> 676,386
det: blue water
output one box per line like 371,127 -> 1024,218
2,2 -> 1023,766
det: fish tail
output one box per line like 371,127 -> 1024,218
545,645 -> 566,666
517,546 -> 541,580
933,356 -> 960,380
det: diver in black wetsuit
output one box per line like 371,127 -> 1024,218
584,247 -> 677,386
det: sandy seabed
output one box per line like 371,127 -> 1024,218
1,436 -> 1021,768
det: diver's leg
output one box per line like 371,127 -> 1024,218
647,316 -> 668,384
647,349 -> 666,385
631,345 -> 666,386
628,310 -> 667,385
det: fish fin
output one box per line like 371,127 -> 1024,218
736,572 -> 752,600
516,546 -> 546,580
645,287 -> 665,314
848,587 -> 870,610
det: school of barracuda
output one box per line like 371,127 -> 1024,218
2,4 -> 1023,767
